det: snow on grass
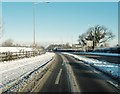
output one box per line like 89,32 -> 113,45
0,52 -> 55,86
63,52 -> 120,80
0,47 -> 33,52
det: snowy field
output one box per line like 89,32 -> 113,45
63,53 -> 120,81
0,47 -> 34,52
0,52 -> 55,89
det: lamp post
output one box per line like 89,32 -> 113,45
33,3 -> 36,49
32,2 -> 50,50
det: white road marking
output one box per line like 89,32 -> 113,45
55,69 -> 63,84
107,80 -> 118,88
60,54 -> 80,92
62,62 -> 64,66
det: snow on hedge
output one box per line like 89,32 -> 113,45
63,52 -> 120,80
0,52 -> 55,86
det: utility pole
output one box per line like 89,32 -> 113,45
32,2 -> 50,50
33,3 -> 36,49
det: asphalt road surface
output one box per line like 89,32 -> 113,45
64,54 -> 118,93
39,53 -> 119,93
40,53 -> 71,92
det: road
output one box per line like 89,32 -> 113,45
64,54 -> 118,93
40,53 -> 70,92
39,53 -> 118,93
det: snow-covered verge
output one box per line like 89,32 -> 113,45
63,52 -> 120,81
74,52 -> 120,57
0,52 -> 55,90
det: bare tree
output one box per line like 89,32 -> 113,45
78,33 -> 87,46
2,39 -> 14,47
78,25 -> 115,49
62,43 -> 72,49
36,45 -> 45,51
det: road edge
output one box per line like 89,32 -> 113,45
60,54 -> 80,93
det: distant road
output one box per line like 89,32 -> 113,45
72,53 -> 120,64
38,53 -> 118,93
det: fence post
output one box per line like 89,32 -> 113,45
0,52 -> 2,62
25,51 -> 26,57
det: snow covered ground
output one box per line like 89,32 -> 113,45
0,52 -> 55,89
63,53 -> 120,81
0,47 -> 33,52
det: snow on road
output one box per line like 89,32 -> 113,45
63,52 -> 120,80
0,52 -> 55,86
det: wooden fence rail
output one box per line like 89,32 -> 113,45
0,51 -> 45,62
